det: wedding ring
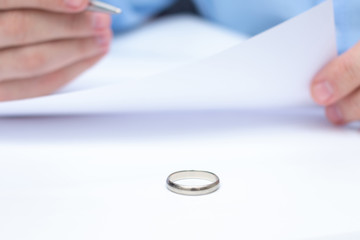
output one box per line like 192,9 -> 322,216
166,170 -> 220,196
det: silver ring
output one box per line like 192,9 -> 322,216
166,170 -> 220,196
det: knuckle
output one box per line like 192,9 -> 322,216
0,11 -> 28,44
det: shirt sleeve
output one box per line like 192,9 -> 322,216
104,0 -> 177,33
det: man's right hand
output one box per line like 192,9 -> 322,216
0,0 -> 112,101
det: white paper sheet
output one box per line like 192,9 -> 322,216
0,0 -> 336,116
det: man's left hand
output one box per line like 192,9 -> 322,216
311,41 -> 360,125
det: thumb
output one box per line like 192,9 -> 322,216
311,40 -> 360,106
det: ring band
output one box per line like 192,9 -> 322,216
166,170 -> 220,196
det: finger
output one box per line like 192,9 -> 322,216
0,0 -> 89,13
311,41 -> 360,106
0,53 -> 105,102
0,10 -> 111,48
0,30 -> 112,81
325,87 -> 360,125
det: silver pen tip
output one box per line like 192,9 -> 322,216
88,1 -> 122,15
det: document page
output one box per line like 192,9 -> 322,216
0,0 -> 336,116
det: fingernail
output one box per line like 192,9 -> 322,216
92,13 -> 110,30
313,81 -> 334,104
64,0 -> 84,9
96,34 -> 110,47
326,105 -> 343,124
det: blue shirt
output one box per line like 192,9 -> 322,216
106,0 -> 360,53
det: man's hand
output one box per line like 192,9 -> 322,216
311,41 -> 360,125
0,0 -> 112,101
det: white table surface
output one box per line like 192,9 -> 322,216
1,108 -> 360,240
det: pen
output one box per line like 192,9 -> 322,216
87,0 -> 122,14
